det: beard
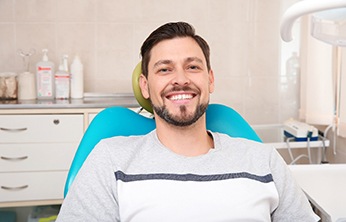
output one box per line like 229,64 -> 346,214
152,102 -> 208,127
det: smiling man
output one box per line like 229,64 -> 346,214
57,22 -> 319,222
139,34 -> 214,156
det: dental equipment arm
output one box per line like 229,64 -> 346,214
280,0 -> 346,44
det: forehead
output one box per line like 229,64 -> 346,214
149,37 -> 206,66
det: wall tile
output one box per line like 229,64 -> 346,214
96,23 -> 134,92
93,77 -> 132,93
211,76 -> 246,114
206,22 -> 249,78
0,24 -> 15,72
15,0 -> 56,22
174,0 -> 209,25
133,0 -> 180,23
56,0 -> 97,22
243,76 -> 280,124
255,0 -> 281,22
97,0 -> 136,22
0,0 -> 15,22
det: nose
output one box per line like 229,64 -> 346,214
172,68 -> 190,86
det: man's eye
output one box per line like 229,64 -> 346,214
188,65 -> 200,70
158,68 -> 172,74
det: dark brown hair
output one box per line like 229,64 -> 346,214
140,22 -> 211,77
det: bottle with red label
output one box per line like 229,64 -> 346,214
36,49 -> 55,99
55,55 -> 70,99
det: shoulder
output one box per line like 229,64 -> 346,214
91,130 -> 156,164
211,132 -> 281,171
212,131 -> 273,152
97,130 -> 155,152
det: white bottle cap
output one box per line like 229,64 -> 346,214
42,49 -> 49,62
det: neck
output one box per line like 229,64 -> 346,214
155,115 -> 214,157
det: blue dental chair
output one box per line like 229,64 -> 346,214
63,63 -> 262,197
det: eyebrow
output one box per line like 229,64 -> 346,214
153,57 -> 204,69
185,57 -> 204,64
153,59 -> 173,69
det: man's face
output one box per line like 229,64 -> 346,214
140,37 -> 214,127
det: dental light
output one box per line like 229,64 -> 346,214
280,0 -> 346,46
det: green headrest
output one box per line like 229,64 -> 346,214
132,62 -> 153,114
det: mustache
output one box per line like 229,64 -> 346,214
161,85 -> 200,96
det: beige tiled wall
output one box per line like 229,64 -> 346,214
0,0 -> 296,125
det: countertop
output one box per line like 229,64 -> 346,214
0,93 -> 140,109
289,164 -> 346,222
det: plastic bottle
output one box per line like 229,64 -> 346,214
70,55 -> 84,99
286,52 -> 300,76
55,61 -> 70,99
62,54 -> 69,72
36,49 -> 55,99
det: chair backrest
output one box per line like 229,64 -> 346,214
64,103 -> 262,197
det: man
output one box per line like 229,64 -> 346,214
57,22 -> 319,221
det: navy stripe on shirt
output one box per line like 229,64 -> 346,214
114,171 -> 273,183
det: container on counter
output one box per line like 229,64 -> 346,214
18,71 -> 36,100
36,49 -> 55,99
70,55 -> 84,99
55,64 -> 70,99
0,72 -> 18,100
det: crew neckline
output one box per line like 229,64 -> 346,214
150,130 -> 219,160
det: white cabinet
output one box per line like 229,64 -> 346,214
0,114 -> 84,206
0,171 -> 67,202
0,94 -> 139,208
0,115 -> 82,143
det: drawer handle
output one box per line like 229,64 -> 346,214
1,156 -> 28,161
0,127 -> 28,132
1,185 -> 29,191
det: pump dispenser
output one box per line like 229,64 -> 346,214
36,49 -> 55,99
55,55 -> 70,99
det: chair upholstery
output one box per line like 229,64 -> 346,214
64,104 -> 262,197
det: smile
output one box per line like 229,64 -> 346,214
168,94 -> 194,101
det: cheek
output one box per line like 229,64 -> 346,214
148,78 -> 167,95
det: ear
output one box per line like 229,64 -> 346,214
139,74 -> 150,99
208,69 -> 215,93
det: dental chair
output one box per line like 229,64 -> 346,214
63,62 -> 262,197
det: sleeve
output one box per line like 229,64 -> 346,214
56,140 -> 120,222
269,149 -> 320,222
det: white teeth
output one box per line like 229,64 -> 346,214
170,94 -> 193,100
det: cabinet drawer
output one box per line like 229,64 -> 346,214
0,114 -> 83,143
0,142 -> 78,172
0,171 -> 66,202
